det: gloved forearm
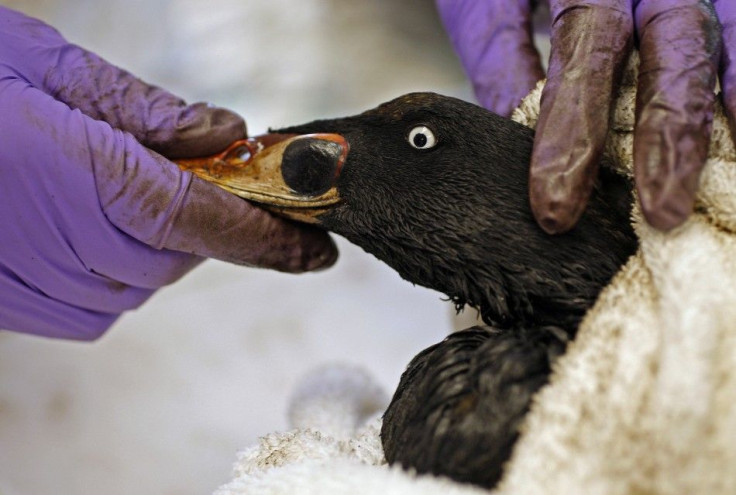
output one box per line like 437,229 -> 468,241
626,0 -> 719,231
530,1 -> 634,233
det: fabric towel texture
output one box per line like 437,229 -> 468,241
215,55 -> 736,494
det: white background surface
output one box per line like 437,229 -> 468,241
0,1 -> 473,494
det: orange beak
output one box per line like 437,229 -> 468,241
176,133 -> 349,223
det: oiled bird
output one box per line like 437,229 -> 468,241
178,92 -> 638,488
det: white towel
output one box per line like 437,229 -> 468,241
502,54 -> 736,495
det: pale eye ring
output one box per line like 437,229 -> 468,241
407,125 -> 437,150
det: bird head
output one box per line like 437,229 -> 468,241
179,93 -> 636,330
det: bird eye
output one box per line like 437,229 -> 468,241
407,126 -> 437,150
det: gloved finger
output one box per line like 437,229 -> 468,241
436,0 -> 545,116
529,0 -> 633,234
163,177 -> 339,273
633,0 -> 720,231
46,51 -> 247,159
713,0 -> 736,135
0,6 -> 244,158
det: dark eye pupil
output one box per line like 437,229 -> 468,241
413,133 -> 428,148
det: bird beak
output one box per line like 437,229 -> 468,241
176,133 -> 348,224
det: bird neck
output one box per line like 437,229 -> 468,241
463,167 -> 637,334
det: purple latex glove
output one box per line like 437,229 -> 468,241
436,0 -> 545,117
0,7 -> 337,340
438,0 -> 731,234
716,1 -> 736,131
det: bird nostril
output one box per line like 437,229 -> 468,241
281,137 -> 344,196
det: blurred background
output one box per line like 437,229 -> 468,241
0,1 -> 549,494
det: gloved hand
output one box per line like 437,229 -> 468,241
437,0 -> 735,234
0,7 -> 337,340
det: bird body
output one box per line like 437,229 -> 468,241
179,91 -> 638,488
